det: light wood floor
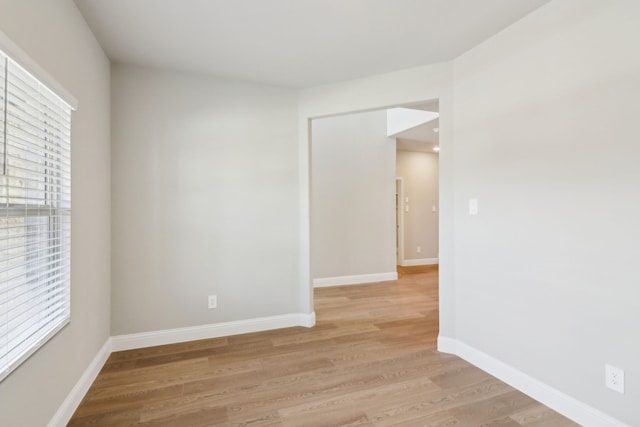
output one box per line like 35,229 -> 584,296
69,266 -> 578,426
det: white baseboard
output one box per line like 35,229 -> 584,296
112,312 -> 316,352
437,336 -> 629,427
47,338 -> 113,427
313,272 -> 398,288
400,257 -> 438,267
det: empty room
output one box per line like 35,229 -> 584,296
0,0 -> 638,426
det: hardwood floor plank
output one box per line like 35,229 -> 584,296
509,405 -> 580,427
449,390 -> 539,425
68,408 -> 142,427
478,417 -> 523,427
281,410 -> 374,427
228,411 -> 284,427
73,383 -> 184,418
429,364 -> 496,390
139,398 -> 227,425
373,410 -> 461,427
367,378 -> 513,426
108,337 -> 230,361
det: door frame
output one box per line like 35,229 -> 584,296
395,177 -> 405,266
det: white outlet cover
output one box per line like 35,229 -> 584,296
605,364 -> 625,394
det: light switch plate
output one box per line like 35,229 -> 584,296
469,198 -> 478,215
208,295 -> 217,309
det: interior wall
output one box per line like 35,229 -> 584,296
311,110 -> 396,280
396,150 -> 439,262
111,64 -> 299,335
0,1 -> 111,426
451,0 -> 640,423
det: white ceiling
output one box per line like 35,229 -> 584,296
394,102 -> 439,152
74,0 -> 552,88
396,119 -> 440,152
394,101 -> 440,153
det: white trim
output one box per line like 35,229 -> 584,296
47,338 -> 113,427
0,29 -> 78,110
437,335 -> 458,354
111,313 -> 316,352
437,336 -> 630,427
395,177 -> 405,266
401,257 -> 439,267
312,272 -> 398,288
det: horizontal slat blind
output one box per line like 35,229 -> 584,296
0,51 -> 72,382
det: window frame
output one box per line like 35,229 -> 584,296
0,31 -> 76,382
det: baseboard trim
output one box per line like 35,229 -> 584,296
111,312 -> 316,352
47,338 -> 113,427
313,272 -> 398,288
437,336 -> 629,427
436,335 -> 458,354
400,257 -> 438,267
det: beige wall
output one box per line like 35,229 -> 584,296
0,1 -> 111,426
396,150 -> 439,261
111,64 -> 300,335
311,110 -> 396,280
451,0 -> 640,423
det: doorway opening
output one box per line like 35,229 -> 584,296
309,99 -> 440,315
395,100 -> 440,268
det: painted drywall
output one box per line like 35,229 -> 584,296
0,1 -> 111,426
396,150 -> 439,261
387,108 -> 439,137
298,62 -> 454,333
111,64 -> 299,335
452,0 -> 640,423
311,110 -> 396,280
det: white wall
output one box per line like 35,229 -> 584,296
396,150 -> 439,262
451,0 -> 640,424
0,1 -> 111,426
311,110 -> 396,281
111,64 -> 299,334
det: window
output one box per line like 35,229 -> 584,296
0,49 -> 72,381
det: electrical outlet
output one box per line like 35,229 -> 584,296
208,295 -> 217,309
417,246 -> 421,253
605,364 -> 624,394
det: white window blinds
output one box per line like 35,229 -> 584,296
0,50 -> 72,382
